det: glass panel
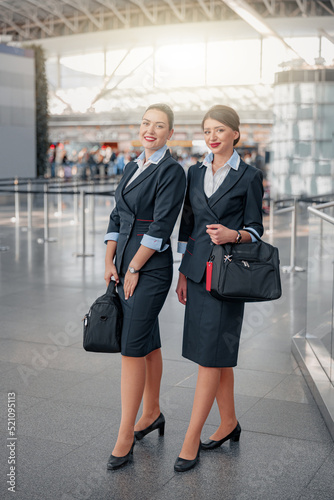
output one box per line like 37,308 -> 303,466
306,209 -> 334,383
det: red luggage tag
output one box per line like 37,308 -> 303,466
206,261 -> 213,291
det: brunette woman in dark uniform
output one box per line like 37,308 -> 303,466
104,104 -> 186,470
175,105 -> 263,472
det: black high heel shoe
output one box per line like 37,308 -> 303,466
174,443 -> 201,473
107,439 -> 135,470
134,413 -> 165,441
201,422 -> 241,450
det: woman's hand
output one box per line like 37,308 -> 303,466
176,272 -> 187,305
123,270 -> 139,300
206,224 -> 237,245
104,263 -> 119,287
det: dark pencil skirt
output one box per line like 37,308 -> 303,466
117,266 -> 173,357
182,278 -> 245,367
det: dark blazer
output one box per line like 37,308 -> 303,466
107,150 -> 186,274
179,159 -> 264,283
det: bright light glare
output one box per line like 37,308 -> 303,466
106,49 -> 128,74
114,47 -> 153,76
321,37 -> 334,65
207,40 -> 261,85
56,87 -> 100,113
261,37 -> 290,84
285,37 -> 320,66
60,52 -> 105,76
155,43 -> 205,87
231,6 -> 272,36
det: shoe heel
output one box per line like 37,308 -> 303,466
158,422 -> 165,437
231,429 -> 241,442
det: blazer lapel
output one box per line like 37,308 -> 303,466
116,161 -> 138,198
192,165 -> 219,221
208,162 -> 247,209
123,150 -> 171,195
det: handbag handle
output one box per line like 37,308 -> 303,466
106,280 -> 117,295
244,228 -> 261,242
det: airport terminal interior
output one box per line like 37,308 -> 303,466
0,1 -> 334,499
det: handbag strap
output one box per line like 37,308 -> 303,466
106,280 -> 117,296
245,228 -> 261,242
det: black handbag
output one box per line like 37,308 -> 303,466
206,229 -> 282,302
83,281 -> 123,353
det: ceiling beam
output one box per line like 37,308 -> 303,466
129,0 -> 157,24
295,0 -> 307,16
94,0 -> 129,25
315,0 -> 334,15
62,0 -> 103,29
24,0 -> 78,33
196,0 -> 215,19
221,0 -> 307,61
1,14 -> 31,39
163,0 -> 186,22
262,0 -> 276,15
0,1 -> 54,36
319,28 -> 334,43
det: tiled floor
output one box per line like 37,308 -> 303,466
0,197 -> 333,500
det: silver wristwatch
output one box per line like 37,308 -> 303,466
128,266 -> 140,274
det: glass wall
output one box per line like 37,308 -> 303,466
306,207 -> 334,384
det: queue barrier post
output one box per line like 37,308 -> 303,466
27,180 -> 32,230
37,184 -> 57,244
73,190 -> 94,257
57,180 -> 62,217
14,177 -> 19,222
281,197 -> 305,273
73,180 -> 79,224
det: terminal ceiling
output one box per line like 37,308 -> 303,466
0,1 -> 333,40
1,1 -> 333,126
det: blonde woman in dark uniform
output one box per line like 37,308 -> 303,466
104,104 -> 186,470
175,105 -> 263,472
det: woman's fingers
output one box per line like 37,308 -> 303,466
104,265 -> 119,285
176,286 -> 187,305
124,273 -> 139,300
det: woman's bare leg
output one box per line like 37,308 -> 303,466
134,348 -> 162,431
178,365 -> 221,460
208,367 -> 238,441
112,355 -> 146,457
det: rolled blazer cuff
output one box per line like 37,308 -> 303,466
141,234 -> 169,252
104,232 -> 119,244
243,227 -> 261,242
177,241 -> 187,254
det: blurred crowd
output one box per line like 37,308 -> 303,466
47,144 -> 267,181
47,143 -> 268,213
47,144 -> 129,180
